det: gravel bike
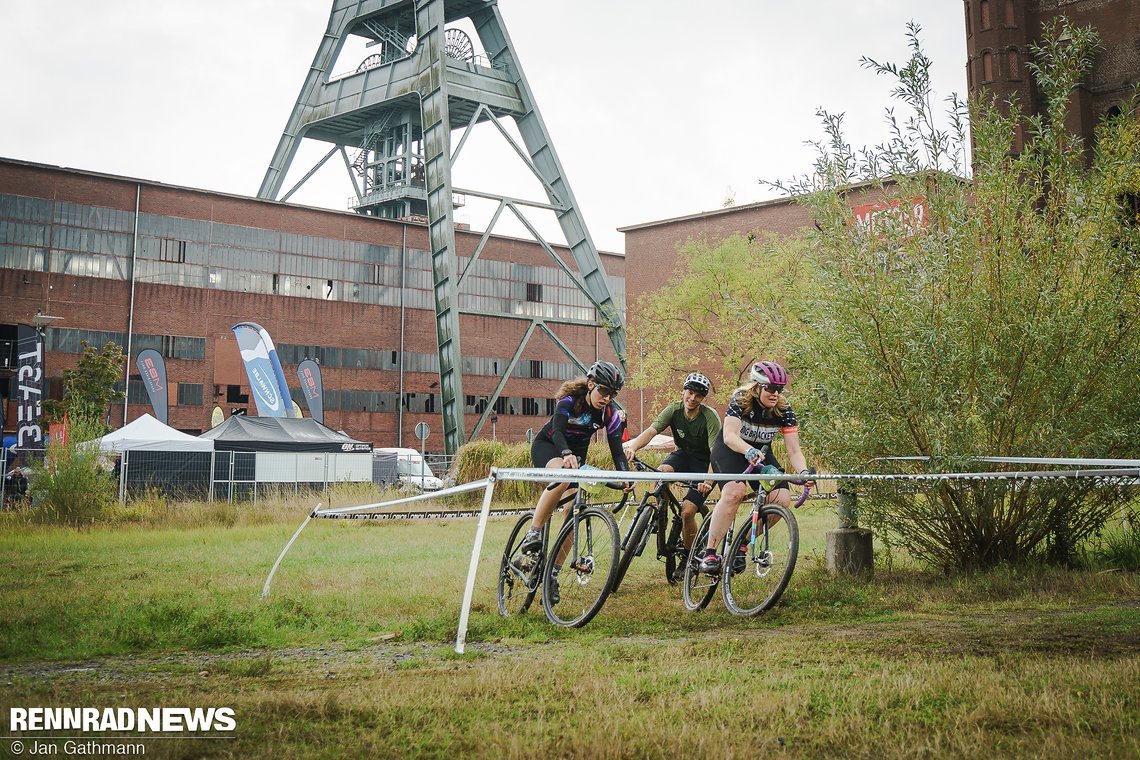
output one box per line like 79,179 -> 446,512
610,457 -> 709,593
681,460 -> 812,614
498,469 -> 629,627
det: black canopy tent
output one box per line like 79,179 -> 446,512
200,417 -> 372,453
200,417 -> 373,498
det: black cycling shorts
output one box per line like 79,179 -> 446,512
710,439 -> 784,486
531,437 -> 588,468
661,449 -> 711,507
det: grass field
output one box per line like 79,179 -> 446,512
1,496 -> 1137,758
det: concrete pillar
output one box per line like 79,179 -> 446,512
826,488 -> 873,577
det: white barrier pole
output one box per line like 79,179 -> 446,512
455,469 -> 497,654
260,505 -> 319,598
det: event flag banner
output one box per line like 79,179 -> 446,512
297,359 -> 324,423
15,324 -> 44,448
135,348 -> 169,424
231,322 -> 292,418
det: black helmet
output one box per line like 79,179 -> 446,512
587,360 -> 624,392
682,372 -> 711,395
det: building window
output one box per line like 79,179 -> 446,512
176,383 -> 203,406
1007,49 -> 1020,80
522,397 -> 539,416
530,359 -> 543,379
526,283 -> 542,302
159,238 -> 187,263
1004,0 -> 1015,27
982,51 -> 994,82
226,385 -> 248,404
965,2 -> 972,36
980,0 -> 991,30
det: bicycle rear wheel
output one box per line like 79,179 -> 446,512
722,504 -> 799,616
498,513 -> 541,616
681,518 -> 721,611
611,499 -> 655,594
543,508 -> 620,628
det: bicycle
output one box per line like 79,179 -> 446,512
611,457 -> 709,593
498,469 -> 629,627
681,461 -> 812,615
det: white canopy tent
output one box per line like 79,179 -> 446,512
95,414 -> 214,454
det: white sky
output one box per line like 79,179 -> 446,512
1,0 -> 967,253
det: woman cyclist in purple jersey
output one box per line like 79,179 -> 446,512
519,361 -> 632,558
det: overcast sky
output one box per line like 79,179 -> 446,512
2,0 -> 967,253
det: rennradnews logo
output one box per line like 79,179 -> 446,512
10,707 -> 236,732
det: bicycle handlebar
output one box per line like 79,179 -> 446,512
742,461 -> 815,508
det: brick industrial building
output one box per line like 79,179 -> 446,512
0,158 -> 624,451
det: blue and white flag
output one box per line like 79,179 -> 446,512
231,322 -> 292,417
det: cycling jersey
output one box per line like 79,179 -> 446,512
535,395 -> 629,469
710,390 -> 799,475
723,390 -> 798,447
650,401 -> 720,464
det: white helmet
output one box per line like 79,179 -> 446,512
682,372 -> 711,395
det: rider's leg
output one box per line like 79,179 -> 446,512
763,487 -> 791,527
680,498 -> 700,549
530,458 -> 571,532
706,481 -> 747,551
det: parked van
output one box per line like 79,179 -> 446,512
373,447 -> 444,491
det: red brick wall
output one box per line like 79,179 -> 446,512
0,159 -> 624,451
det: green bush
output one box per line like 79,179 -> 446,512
27,414 -> 118,526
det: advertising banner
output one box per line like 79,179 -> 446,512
15,324 -> 44,448
231,322 -> 292,417
297,359 -> 324,424
135,348 -> 169,424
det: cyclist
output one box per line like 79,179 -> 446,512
520,361 -> 632,598
699,360 -> 813,575
624,372 -> 720,562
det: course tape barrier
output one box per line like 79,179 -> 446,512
256,463 -> 1140,652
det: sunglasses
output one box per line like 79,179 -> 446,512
593,385 -> 617,399
761,384 -> 785,394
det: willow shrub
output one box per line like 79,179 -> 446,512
777,21 -> 1140,568
27,414 -> 118,526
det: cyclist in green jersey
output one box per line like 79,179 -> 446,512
624,373 -> 721,554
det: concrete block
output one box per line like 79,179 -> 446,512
826,528 -> 873,577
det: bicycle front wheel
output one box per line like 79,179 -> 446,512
498,513 -> 540,616
611,500 -> 655,594
722,504 -> 799,616
543,508 -> 620,628
681,518 -> 721,612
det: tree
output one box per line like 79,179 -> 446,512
772,21 -> 1140,568
626,231 -> 814,408
43,341 -> 126,428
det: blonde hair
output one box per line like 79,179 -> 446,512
731,380 -> 790,418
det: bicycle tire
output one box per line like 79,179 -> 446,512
498,513 -> 541,616
542,507 -> 620,628
681,518 -> 721,612
722,503 -> 799,616
611,501 -> 655,594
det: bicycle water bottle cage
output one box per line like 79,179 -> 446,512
576,464 -> 608,497
758,464 -> 782,493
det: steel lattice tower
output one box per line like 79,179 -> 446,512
258,0 -> 626,455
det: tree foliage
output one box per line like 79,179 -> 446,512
773,21 -> 1139,568
626,232 -> 813,408
28,413 -> 117,525
43,341 -> 126,427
